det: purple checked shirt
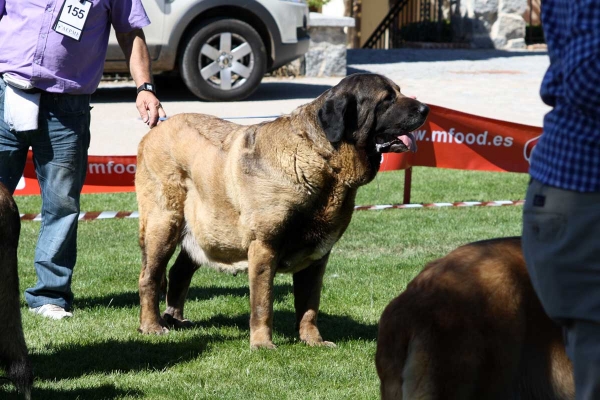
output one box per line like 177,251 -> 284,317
0,0 -> 150,94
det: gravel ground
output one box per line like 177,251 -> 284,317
347,49 -> 551,126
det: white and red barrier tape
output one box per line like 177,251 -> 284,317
18,200 -> 524,221
354,200 -> 525,211
20,211 -> 139,222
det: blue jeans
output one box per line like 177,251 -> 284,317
0,78 -> 90,310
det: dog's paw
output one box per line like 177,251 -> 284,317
250,340 -> 277,350
162,313 -> 195,330
303,339 -> 337,348
138,321 -> 170,335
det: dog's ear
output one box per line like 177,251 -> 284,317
318,93 -> 354,143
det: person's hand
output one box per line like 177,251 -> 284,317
136,91 -> 166,128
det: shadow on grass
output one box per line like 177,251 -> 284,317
29,333 -> 211,381
24,312 -> 373,381
76,283 -> 294,310
202,310 -> 377,345
77,281 -> 376,342
76,284 -> 377,341
0,383 -> 142,399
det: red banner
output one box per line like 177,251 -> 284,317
16,154 -> 137,196
14,105 -> 542,196
380,104 -> 542,172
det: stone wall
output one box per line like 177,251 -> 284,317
300,13 -> 355,77
451,0 -> 528,49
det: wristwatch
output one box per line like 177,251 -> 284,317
137,82 -> 156,95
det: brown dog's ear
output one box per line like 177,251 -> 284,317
318,94 -> 353,143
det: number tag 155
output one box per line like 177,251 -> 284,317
53,0 -> 92,41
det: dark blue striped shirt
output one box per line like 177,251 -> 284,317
529,0 -> 600,192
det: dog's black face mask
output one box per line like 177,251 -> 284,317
317,73 -> 429,154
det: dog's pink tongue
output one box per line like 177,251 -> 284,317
399,134 -> 417,153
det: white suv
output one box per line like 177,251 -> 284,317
105,0 -> 310,101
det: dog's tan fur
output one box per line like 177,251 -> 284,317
0,183 -> 32,399
135,73 -> 429,348
376,237 -> 574,400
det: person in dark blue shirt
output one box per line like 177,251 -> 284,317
522,1 -> 600,398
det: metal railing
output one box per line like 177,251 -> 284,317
363,0 -> 451,49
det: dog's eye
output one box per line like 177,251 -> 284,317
382,93 -> 396,105
378,95 -> 395,111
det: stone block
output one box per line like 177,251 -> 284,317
506,38 -> 526,49
304,41 -> 347,76
499,0 -> 527,14
300,13 -> 355,77
472,0 -> 500,17
452,0 -> 526,48
491,12 -> 526,46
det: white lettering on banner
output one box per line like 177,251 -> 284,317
89,163 -> 106,174
88,162 -> 137,175
523,135 -> 540,163
419,128 -> 513,147
413,130 -> 427,141
431,130 -> 448,143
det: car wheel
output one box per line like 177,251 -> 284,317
180,18 -> 267,102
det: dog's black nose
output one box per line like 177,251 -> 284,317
418,103 -> 430,117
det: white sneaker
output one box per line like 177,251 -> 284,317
29,304 -> 73,320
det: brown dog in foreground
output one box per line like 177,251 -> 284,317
376,237 -> 574,400
0,183 -> 33,399
135,73 -> 429,348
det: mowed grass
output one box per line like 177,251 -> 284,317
3,167 -> 528,399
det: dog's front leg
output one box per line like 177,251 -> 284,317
138,213 -> 181,335
293,253 -> 335,347
248,240 -> 277,349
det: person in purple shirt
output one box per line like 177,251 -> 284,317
0,0 -> 167,320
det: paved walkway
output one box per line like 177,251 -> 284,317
90,49 -> 550,155
347,49 -> 550,126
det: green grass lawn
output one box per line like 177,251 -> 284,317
3,167 -> 528,399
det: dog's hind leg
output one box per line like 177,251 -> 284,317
163,250 -> 198,329
293,254 -> 334,347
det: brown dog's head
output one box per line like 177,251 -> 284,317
317,73 -> 429,156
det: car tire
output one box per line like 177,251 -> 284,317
180,18 -> 267,102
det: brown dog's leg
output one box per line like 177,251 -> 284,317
138,212 -> 181,335
0,184 -> 33,399
0,242 -> 33,400
163,250 -> 198,329
293,254 -> 335,347
248,240 -> 277,349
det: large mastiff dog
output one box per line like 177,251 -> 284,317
0,183 -> 33,399
135,73 -> 429,348
376,237 -> 574,400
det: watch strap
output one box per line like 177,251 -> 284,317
137,82 -> 156,95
